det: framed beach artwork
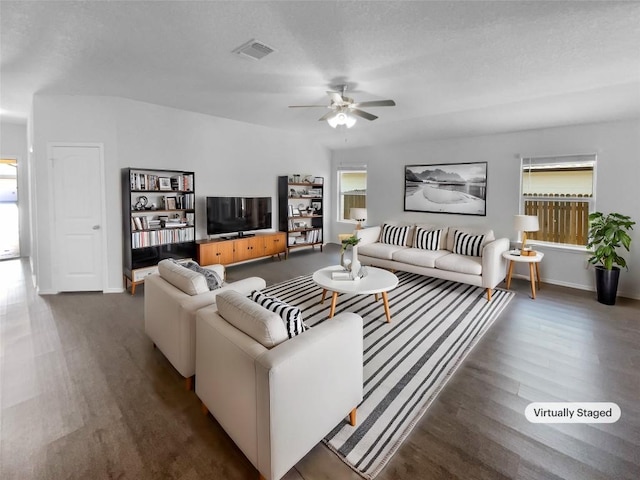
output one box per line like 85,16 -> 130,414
404,162 -> 487,216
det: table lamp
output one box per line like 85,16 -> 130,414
514,214 -> 539,255
350,208 -> 367,230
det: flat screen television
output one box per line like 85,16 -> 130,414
206,196 -> 272,236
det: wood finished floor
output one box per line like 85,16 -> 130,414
1,246 -> 639,480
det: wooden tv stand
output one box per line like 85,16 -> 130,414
196,232 -> 286,266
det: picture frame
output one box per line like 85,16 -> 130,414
159,177 -> 172,190
311,200 -> 322,214
165,196 -> 177,210
404,162 -> 487,216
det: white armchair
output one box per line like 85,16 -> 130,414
144,260 -> 266,389
195,290 -> 363,480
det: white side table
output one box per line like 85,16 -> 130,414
502,251 -> 545,299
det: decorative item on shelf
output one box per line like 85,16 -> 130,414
293,174 -> 301,183
314,177 -> 323,185
159,177 -> 171,190
587,211 -> 635,305
514,214 -> 539,255
311,200 -> 322,214
350,207 -> 368,230
134,195 -> 148,210
164,196 -> 177,210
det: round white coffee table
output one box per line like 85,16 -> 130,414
502,250 -> 544,299
312,265 -> 399,322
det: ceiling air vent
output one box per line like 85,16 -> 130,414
233,39 -> 275,60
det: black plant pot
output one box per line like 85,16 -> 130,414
595,266 -> 620,305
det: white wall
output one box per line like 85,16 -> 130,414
32,95 -> 331,293
0,121 -> 30,257
332,119 -> 640,300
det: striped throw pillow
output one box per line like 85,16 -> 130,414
414,227 -> 443,250
250,291 -> 307,339
453,230 -> 485,257
380,224 -> 410,246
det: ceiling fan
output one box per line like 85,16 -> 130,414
288,85 -> 396,128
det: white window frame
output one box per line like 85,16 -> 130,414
519,153 -> 597,249
337,167 -> 367,224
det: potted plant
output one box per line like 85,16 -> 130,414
587,212 -> 635,305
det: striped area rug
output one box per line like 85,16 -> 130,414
262,270 -> 514,479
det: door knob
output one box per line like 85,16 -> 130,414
92,225 -> 100,230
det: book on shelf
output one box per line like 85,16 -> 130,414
131,227 -> 194,248
130,172 -> 160,191
170,174 -> 194,192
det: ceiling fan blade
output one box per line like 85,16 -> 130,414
318,111 -> 337,121
352,99 -> 396,108
327,91 -> 344,105
288,105 -> 329,108
350,109 -> 378,121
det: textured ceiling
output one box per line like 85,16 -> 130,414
1,1 -> 639,149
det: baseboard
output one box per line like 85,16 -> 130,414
509,274 -> 640,301
36,288 -> 59,295
105,287 -> 125,294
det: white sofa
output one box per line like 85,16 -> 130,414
195,290 -> 363,480
355,223 -> 509,301
144,260 -> 266,389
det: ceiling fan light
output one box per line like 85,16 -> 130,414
327,110 -> 356,129
327,114 -> 340,128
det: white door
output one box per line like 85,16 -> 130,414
51,144 -> 105,291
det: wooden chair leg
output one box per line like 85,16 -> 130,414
201,402 -> 209,416
259,474 -> 266,480
349,408 -> 357,426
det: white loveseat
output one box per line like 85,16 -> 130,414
356,223 -> 509,301
195,290 -> 363,480
144,260 -> 266,389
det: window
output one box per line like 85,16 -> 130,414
338,168 -> 367,223
520,154 -> 596,247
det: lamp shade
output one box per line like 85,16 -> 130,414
350,208 -> 367,222
514,215 -> 539,233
